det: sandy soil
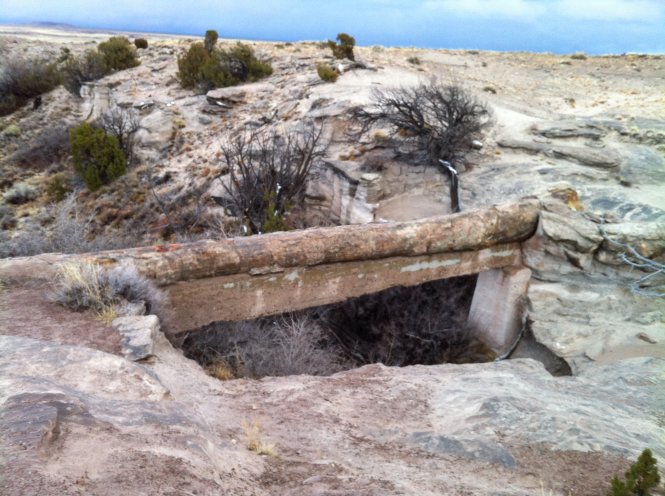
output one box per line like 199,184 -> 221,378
0,287 -> 121,354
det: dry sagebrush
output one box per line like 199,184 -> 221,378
51,262 -> 167,321
182,314 -> 349,379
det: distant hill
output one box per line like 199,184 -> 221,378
30,21 -> 78,29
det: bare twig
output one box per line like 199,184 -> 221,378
600,225 -> 665,297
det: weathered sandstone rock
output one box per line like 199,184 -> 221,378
1,334 -> 662,495
112,314 -> 159,361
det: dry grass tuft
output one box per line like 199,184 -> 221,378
52,262 -> 110,312
96,305 -> 119,324
241,419 -> 277,456
205,361 -> 236,381
50,262 -> 168,321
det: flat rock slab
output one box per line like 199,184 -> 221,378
532,121 -> 607,140
1,334 -> 660,495
498,138 -> 620,169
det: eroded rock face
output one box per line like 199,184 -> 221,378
1,334 -> 661,495
522,204 -> 665,373
133,108 -> 175,161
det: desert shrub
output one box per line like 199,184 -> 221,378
178,40 -> 272,90
607,449 -> 661,496
407,56 -> 421,65
47,195 -> 130,254
205,361 -> 235,380
3,124 -> 20,137
0,225 -> 48,258
223,43 -> 273,82
239,316 -> 346,378
9,124 -> 71,169
571,52 -> 587,60
0,195 -> 128,258
51,262 -> 167,319
47,195 -> 94,252
204,29 -> 218,53
201,43 -> 272,88
327,32 -> 356,61
57,47 -> 72,63
104,264 -> 167,318
316,62 -> 338,82
318,275 -> 483,366
51,262 -> 110,311
70,122 -> 127,191
350,80 -> 491,165
134,38 -> 148,49
182,315 -> 348,379
0,204 -> 16,230
220,122 -> 325,234
46,173 -> 73,202
97,36 -> 140,71
60,49 -> 109,96
177,42 -> 210,89
98,107 -> 139,165
0,56 -> 61,116
3,182 -> 39,204
182,276 -> 484,377
144,168 -> 218,240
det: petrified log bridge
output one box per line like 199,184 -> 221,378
0,201 -> 539,345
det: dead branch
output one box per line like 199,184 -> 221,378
600,226 -> 665,297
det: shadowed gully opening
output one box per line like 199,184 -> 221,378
179,274 -> 499,380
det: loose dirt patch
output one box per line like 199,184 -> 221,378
0,288 -> 121,354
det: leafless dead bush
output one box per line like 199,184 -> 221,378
98,107 -> 139,165
181,277 -> 485,378
181,315 -> 348,379
239,316 -> 348,377
219,122 -> 326,234
319,276 -> 485,366
349,80 -> 491,165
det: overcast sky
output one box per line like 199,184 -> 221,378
0,0 -> 663,54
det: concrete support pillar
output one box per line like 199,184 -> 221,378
468,266 -> 532,352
